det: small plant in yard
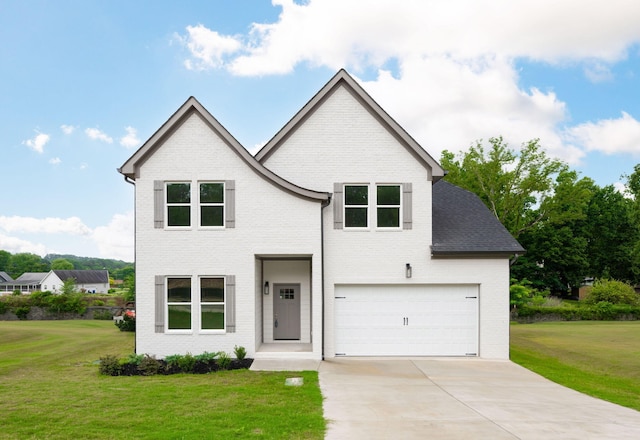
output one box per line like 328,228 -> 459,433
234,345 -> 247,360
99,355 -> 122,376
93,309 -> 113,320
216,352 -> 232,370
137,354 -> 162,376
15,306 -> 30,320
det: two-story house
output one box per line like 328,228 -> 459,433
118,69 -> 523,361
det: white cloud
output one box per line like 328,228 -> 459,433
79,163 -> 89,170
92,212 -> 134,262
0,216 -> 92,236
176,0 -> 640,164
60,124 -> 76,135
49,157 -> 61,165
0,233 -> 48,256
179,0 -> 640,76
85,127 -> 113,143
119,126 -> 141,149
22,132 -> 50,153
176,24 -> 243,70
565,112 -> 640,156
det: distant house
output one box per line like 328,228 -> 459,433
42,270 -> 110,294
0,272 -> 48,295
0,270 -> 110,295
0,272 -> 12,283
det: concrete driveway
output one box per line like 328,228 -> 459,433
319,358 -> 640,439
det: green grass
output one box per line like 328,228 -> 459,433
0,321 -> 325,439
511,321 -> 640,411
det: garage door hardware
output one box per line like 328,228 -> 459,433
403,317 -> 409,325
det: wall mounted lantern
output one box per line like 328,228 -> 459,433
405,263 -> 412,279
264,281 -> 269,295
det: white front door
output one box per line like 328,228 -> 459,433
334,284 -> 479,356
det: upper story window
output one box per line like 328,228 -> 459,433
166,183 -> 191,227
376,185 -> 401,229
335,182 -> 411,231
344,185 -> 369,228
199,182 -> 224,227
156,180 -> 235,230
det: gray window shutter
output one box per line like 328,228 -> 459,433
155,275 -> 165,333
154,181 -> 164,229
403,183 -> 412,230
333,183 -> 343,229
226,275 -> 236,333
225,180 -> 235,228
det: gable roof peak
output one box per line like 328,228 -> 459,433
255,69 -> 445,181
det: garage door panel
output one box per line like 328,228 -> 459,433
335,285 -> 478,356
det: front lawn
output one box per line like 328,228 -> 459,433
0,321 -> 325,439
511,321 -> 640,411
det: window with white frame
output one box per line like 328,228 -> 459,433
376,184 -> 401,228
200,277 -> 225,330
166,182 -> 191,227
167,277 -> 192,330
199,182 -> 225,227
343,184 -> 403,229
344,184 -> 369,228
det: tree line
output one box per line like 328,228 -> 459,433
0,251 -> 134,282
441,137 -> 640,295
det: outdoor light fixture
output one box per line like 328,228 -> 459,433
406,263 -> 412,279
264,281 -> 269,295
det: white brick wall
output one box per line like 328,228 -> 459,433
134,113 -> 323,358
264,85 -> 511,359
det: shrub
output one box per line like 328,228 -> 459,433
137,355 -> 162,376
234,345 -> 247,361
194,351 -> 220,362
29,290 -> 53,306
12,290 -> 22,296
177,353 -> 196,373
99,355 -> 122,376
217,352 -> 232,370
510,279 -> 549,308
14,306 -> 30,320
125,353 -> 145,366
47,292 -> 86,314
585,279 -> 639,306
0,300 -> 7,314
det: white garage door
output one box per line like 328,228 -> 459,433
334,284 -> 478,356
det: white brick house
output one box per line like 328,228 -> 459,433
119,70 -> 523,360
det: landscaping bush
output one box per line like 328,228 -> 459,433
14,306 -> 30,320
514,303 -> 640,322
510,279 -> 549,308
0,301 -> 7,314
234,345 -> 247,361
584,279 -> 640,306
99,348 -> 252,376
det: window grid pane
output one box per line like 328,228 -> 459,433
344,185 -> 368,228
167,278 -> 192,330
200,277 -> 225,331
376,185 -> 401,228
166,183 -> 191,227
199,182 -> 225,227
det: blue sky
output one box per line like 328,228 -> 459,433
2,0 -> 640,262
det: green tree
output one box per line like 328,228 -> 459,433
585,185 -> 639,283
441,137 -> 566,238
6,253 -> 49,279
61,277 -> 77,295
51,258 -> 74,270
0,250 -> 11,272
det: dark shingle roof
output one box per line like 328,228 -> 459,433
53,270 -> 109,284
14,272 -> 48,283
0,272 -> 12,282
432,180 -> 525,256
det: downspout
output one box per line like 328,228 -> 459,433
123,174 -> 136,353
320,195 -> 331,361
